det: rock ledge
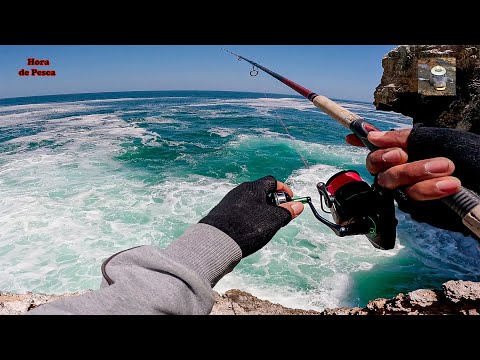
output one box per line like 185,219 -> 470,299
2,280 -> 479,315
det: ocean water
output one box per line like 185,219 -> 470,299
0,90 -> 479,311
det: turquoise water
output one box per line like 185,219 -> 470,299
0,90 -> 478,310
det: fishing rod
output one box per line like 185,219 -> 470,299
223,48 -> 480,244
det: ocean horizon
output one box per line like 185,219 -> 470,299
0,89 -> 374,105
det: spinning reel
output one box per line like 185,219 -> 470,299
269,170 -> 398,250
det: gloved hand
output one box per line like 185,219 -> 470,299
346,124 -> 480,236
199,175 -> 304,257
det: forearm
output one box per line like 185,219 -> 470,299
29,224 -> 242,315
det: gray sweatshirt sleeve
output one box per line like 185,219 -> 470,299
28,223 -> 242,315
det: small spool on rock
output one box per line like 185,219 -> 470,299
429,65 -> 447,91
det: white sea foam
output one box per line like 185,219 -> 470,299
251,128 -> 291,138
0,97 -> 186,112
0,112 -> 171,293
336,101 -> 376,111
0,117 -> 379,306
360,116 -> 413,128
188,97 -> 413,130
0,97 -> 185,131
160,139 -> 187,148
73,97 -> 187,103
227,132 -> 368,166
0,95 -> 475,311
396,213 -> 480,275
0,102 -> 86,112
188,97 -> 315,111
0,104 -> 104,129
150,176 -> 236,218
215,271 -> 353,311
207,127 -> 236,137
2,114 -> 152,151
141,116 -> 184,125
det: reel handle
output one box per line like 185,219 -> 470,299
268,191 -> 310,205
268,191 -> 371,239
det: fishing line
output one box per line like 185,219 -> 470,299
260,91 -> 310,169
244,52 -> 310,167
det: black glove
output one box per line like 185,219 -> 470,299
396,124 -> 480,237
407,124 -> 480,194
199,175 -> 293,258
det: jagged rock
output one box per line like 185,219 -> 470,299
366,297 -> 388,313
443,280 -> 480,304
374,45 -> 480,134
407,289 -> 439,307
0,291 -> 90,315
1,280 -> 479,315
320,307 -> 367,315
210,290 -> 320,315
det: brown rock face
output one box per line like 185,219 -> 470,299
0,291 -> 89,315
2,280 -> 479,315
210,290 -> 320,315
374,45 -> 480,134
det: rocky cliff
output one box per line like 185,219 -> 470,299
374,45 -> 480,134
2,280 -> 479,315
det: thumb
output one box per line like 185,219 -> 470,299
279,201 -> 304,219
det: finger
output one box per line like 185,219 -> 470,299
276,180 -> 294,197
252,175 -> 278,194
366,147 -> 409,174
279,201 -> 304,219
367,128 -> 411,149
377,157 -> 455,189
345,134 -> 366,147
405,176 -> 461,201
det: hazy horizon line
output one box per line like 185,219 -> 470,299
0,89 -> 373,105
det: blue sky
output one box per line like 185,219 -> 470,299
0,45 -> 395,102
